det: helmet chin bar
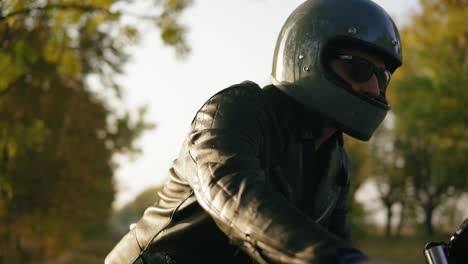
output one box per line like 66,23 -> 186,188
272,76 -> 389,141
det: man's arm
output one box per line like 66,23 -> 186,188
183,83 -> 351,264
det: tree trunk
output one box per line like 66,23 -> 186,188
396,201 -> 405,237
424,205 -> 434,236
385,202 -> 393,238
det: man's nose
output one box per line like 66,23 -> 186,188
356,75 -> 380,98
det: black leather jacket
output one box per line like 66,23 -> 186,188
106,81 -> 353,264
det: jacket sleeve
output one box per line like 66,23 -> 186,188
329,147 -> 354,243
184,83 -> 350,264
328,175 -> 352,243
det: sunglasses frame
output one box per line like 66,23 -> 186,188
336,54 -> 392,92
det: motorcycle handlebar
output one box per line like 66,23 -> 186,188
424,218 -> 468,264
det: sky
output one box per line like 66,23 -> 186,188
113,0 -> 421,209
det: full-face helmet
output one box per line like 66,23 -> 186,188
272,0 -> 402,140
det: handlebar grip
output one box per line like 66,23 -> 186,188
424,242 -> 449,264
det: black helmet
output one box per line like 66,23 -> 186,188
272,0 -> 402,141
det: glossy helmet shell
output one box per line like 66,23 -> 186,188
271,0 -> 402,141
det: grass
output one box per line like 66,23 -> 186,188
355,235 -> 449,264
44,234 -> 120,264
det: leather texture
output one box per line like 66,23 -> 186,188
105,81 -> 352,264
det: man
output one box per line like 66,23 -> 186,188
106,0 -> 402,263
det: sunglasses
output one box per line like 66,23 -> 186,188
335,54 -> 392,92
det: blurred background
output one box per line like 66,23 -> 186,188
0,0 -> 467,263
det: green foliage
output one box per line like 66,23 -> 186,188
389,0 -> 468,235
368,124 -> 408,237
0,0 -> 191,262
343,135 -> 372,195
348,0 -> 467,237
157,0 -> 193,56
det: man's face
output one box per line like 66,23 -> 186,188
329,49 -> 390,102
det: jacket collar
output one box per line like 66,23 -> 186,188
263,84 -> 344,149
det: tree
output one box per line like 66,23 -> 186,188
343,135 -> 374,238
0,0 -> 192,262
389,0 -> 468,236
347,122 -> 409,238
367,123 -> 408,238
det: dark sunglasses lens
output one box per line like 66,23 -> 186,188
347,59 -> 374,82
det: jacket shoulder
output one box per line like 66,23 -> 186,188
209,80 -> 264,103
191,81 -> 266,130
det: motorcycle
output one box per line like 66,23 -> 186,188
424,218 -> 468,264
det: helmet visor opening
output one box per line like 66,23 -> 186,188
322,40 -> 392,106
